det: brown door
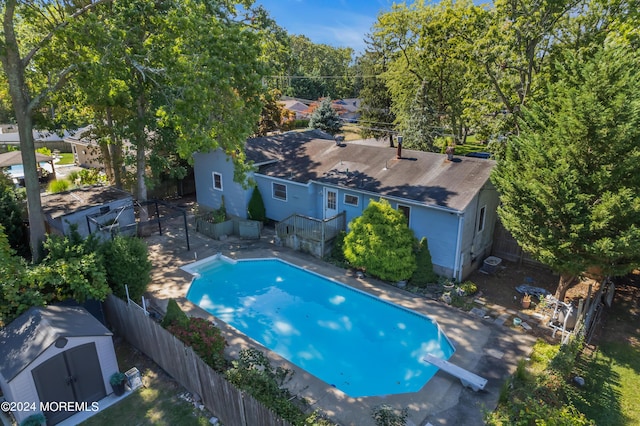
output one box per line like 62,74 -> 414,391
31,343 -> 106,424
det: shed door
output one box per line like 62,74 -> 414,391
32,342 -> 106,424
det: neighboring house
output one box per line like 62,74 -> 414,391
41,185 -> 136,240
0,127 -> 74,152
193,130 -> 499,280
279,99 -> 310,120
63,125 -> 104,169
0,305 -> 118,425
334,98 -> 361,122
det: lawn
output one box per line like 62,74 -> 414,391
80,341 -> 212,426
56,152 -> 75,165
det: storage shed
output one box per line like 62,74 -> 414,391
0,305 -> 118,425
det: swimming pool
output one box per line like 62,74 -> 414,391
184,256 -> 455,397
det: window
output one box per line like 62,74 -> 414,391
273,182 -> 287,201
344,194 -> 359,206
398,204 -> 410,225
478,205 -> 486,232
212,172 -> 223,190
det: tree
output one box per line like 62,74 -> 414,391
247,187 -> 266,222
343,199 -> 417,281
411,237 -> 438,286
402,79 -> 440,152
0,171 -> 28,257
357,39 -> 396,146
308,98 -> 342,136
491,43 -> 640,301
1,0 -> 109,261
255,89 -> 289,136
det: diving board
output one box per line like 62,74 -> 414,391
424,354 -> 488,392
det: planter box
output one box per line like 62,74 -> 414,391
195,218 -> 234,239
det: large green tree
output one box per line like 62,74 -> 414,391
343,198 -> 417,282
1,0 -> 109,260
491,42 -> 640,301
308,98 -> 342,136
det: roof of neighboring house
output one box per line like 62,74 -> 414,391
279,100 -> 309,114
0,305 -> 112,382
0,129 -> 77,144
0,151 -> 53,168
334,98 -> 361,113
41,185 -> 133,219
245,130 -> 495,212
63,125 -> 97,147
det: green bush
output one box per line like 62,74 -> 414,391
0,171 -> 29,257
100,236 -> 152,301
410,237 -> 438,286
20,413 -> 46,426
226,348 -> 306,424
343,199 -> 417,281
460,280 -> 478,296
168,317 -> 228,372
161,298 -> 189,329
48,179 -> 71,193
247,187 -> 266,222
326,230 -> 348,266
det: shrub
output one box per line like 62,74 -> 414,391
109,371 -> 126,386
247,187 -> 266,222
372,404 -> 408,426
410,237 -> 438,286
460,280 -> 478,296
343,199 -> 417,281
100,236 -> 152,301
161,298 -> 189,329
0,171 -> 28,257
168,317 -> 228,372
20,413 -> 46,426
226,348 -> 306,424
48,179 -> 71,193
326,230 -> 348,266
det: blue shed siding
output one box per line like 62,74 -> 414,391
194,150 -> 250,218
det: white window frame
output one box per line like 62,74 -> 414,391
397,204 -> 411,226
478,205 -> 487,233
344,194 -> 359,207
212,172 -> 223,191
273,182 -> 287,201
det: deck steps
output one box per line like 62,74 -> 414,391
424,354 -> 488,392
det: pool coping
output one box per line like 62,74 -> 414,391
144,225 -> 537,426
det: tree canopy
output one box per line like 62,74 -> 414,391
308,98 -> 342,136
491,41 -> 640,301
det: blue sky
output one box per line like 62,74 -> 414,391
256,0 -> 396,53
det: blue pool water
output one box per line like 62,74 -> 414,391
185,257 -> 455,397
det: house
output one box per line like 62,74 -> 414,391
41,185 -> 136,240
334,98 -> 361,122
0,305 -> 118,425
279,99 -> 311,120
63,125 -> 103,169
0,127 -> 74,153
193,130 -> 499,280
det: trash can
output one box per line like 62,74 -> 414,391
483,256 -> 502,273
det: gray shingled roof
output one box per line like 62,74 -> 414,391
0,305 -> 112,382
41,185 -> 133,220
246,131 -> 495,212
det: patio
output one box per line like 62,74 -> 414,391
141,212 -> 536,426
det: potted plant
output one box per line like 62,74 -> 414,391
521,293 -> 532,309
110,371 -> 127,396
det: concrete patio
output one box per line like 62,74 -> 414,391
141,213 -> 536,426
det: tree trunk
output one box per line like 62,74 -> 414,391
555,273 -> 578,302
388,133 -> 394,147
134,90 -> 149,235
2,3 -> 46,262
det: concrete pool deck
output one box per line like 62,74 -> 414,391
142,216 -> 536,426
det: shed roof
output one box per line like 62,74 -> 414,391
41,185 -> 133,220
0,305 -> 112,382
246,131 -> 495,212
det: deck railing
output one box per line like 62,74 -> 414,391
275,211 -> 346,257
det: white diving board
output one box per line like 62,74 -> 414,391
424,354 -> 488,392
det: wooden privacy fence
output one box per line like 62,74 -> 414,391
103,295 -> 292,426
275,212 -> 346,258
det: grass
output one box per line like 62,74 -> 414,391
56,152 -> 75,165
80,342 -> 212,426
80,370 -> 211,426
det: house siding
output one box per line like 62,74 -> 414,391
5,336 -> 117,424
255,175 -> 314,221
194,150 -> 249,218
